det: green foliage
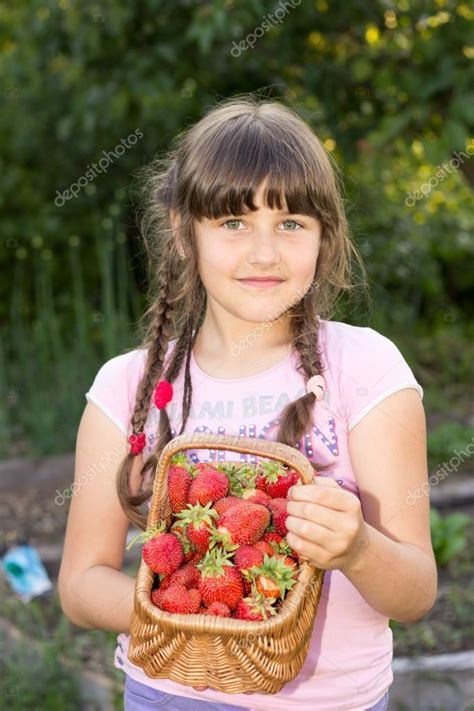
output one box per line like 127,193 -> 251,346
1,0 -> 473,455
428,422 -> 474,472
430,508 -> 470,567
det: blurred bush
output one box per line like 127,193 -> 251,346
1,0 -> 473,456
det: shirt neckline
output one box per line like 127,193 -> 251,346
190,347 -> 297,383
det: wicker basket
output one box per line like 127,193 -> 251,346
127,433 -> 325,694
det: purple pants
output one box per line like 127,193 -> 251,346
123,674 -> 390,710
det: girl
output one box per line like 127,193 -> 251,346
59,96 -> 437,711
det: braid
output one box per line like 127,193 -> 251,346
276,290 -> 334,475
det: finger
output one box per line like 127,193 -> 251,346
286,515 -> 340,553
288,483 -> 350,512
286,530 -> 333,566
286,500 -> 341,532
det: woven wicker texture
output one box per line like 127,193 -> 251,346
128,433 -> 325,694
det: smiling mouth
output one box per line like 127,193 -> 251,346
237,278 -> 285,288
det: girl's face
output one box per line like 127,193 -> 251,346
192,185 -> 321,326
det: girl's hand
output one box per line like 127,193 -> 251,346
286,476 -> 368,572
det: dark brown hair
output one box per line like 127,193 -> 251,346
117,94 -> 368,529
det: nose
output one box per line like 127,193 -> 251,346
247,226 -> 281,267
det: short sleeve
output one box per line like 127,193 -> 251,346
338,326 -> 424,432
85,349 -> 147,436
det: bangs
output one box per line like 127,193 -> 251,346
183,119 -> 329,223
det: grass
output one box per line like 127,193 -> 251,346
391,509 -> 474,657
0,577 -> 125,710
1,225 -> 143,460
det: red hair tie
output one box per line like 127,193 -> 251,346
128,381 -> 173,456
128,432 -> 146,455
154,379 -> 173,409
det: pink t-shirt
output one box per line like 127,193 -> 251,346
85,318 -> 423,711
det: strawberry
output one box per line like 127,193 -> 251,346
275,553 -> 298,572
127,521 -> 183,575
151,587 -> 167,608
174,502 -> 219,552
188,466 -> 229,506
262,532 -> 283,546
234,591 -> 278,621
196,548 -> 244,610
213,495 -> 242,516
170,520 -> 195,560
267,498 -> 288,537
168,562 -> 201,589
216,502 -> 270,546
167,453 -> 193,513
241,489 -> 272,507
157,574 -> 174,591
159,584 -> 201,614
243,554 -> 297,600
204,601 -> 232,617
234,545 -> 264,571
253,540 -> 275,558
258,460 -> 299,499
225,463 -> 258,497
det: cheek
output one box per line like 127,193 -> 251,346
197,242 -> 237,286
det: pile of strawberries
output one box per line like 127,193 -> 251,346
128,453 -> 302,621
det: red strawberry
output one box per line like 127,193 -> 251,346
167,453 -> 193,513
188,466 -> 229,506
225,462 -> 258,496
267,498 -> 288,537
174,502 -> 219,552
234,592 -> 278,621
196,548 -> 244,611
170,520 -> 195,560
189,549 -> 206,564
275,553 -> 298,572
243,578 -> 253,596
243,554 -> 297,600
262,532 -> 283,546
255,473 -> 267,491
157,574 -> 174,591
159,584 -> 201,614
216,502 -> 270,546
151,587 -> 167,608
253,540 -> 275,557
127,522 -> 183,575
213,495 -> 242,516
258,461 -> 299,499
234,545 -> 264,571
204,601 -> 232,617
241,489 -> 272,506
168,562 -> 201,589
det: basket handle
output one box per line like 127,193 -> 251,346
149,433 -> 317,565
159,432 -> 316,485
